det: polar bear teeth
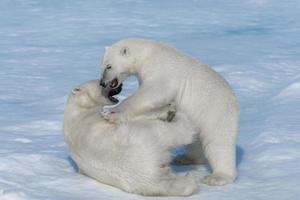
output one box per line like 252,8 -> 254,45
109,78 -> 119,88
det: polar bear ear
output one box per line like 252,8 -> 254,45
71,87 -> 81,95
120,46 -> 129,56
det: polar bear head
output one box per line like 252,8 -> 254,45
68,80 -> 122,109
100,38 -> 154,88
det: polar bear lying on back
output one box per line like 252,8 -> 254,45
100,39 -> 240,186
63,80 -> 199,196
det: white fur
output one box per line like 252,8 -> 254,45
100,39 -> 240,186
63,80 -> 199,196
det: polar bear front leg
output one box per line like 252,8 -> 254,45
101,86 -> 176,123
101,103 -> 175,122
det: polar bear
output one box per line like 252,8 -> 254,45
99,39 -> 240,186
63,80 -> 200,196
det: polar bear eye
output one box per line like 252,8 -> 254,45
120,47 -> 129,56
106,64 -> 112,70
72,87 -> 81,95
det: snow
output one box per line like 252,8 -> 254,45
0,0 -> 300,199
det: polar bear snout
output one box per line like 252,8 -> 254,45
101,82 -> 123,103
99,78 -> 106,87
100,77 -> 120,89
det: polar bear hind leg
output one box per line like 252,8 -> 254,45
200,115 -> 238,186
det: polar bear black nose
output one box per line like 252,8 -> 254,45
100,79 -> 106,87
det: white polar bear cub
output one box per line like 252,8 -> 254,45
63,80 -> 199,196
100,39 -> 240,186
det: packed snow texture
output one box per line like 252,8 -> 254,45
0,0 -> 300,199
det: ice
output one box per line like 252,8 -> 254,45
273,81 -> 300,101
0,0 -> 300,199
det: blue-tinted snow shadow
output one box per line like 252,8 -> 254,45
236,145 -> 244,167
66,146 -> 244,174
67,156 -> 79,173
171,145 -> 244,173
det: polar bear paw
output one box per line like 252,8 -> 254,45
165,171 -> 199,196
101,109 -> 113,119
201,173 -> 234,186
157,102 -> 176,122
180,171 -> 200,196
100,109 -> 123,123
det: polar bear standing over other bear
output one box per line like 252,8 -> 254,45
64,80 -> 200,196
100,38 -> 240,186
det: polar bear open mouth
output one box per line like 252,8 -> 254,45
109,78 -> 119,89
103,83 -> 123,103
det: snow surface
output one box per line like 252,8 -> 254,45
0,0 -> 300,199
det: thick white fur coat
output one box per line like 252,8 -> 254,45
63,80 -> 199,196
100,39 -> 240,186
